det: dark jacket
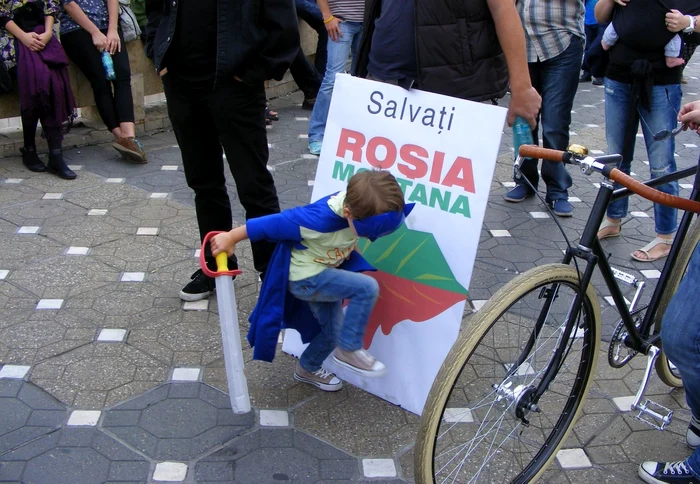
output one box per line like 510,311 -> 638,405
355,0 -> 509,102
147,0 -> 299,86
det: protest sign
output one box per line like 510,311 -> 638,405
283,74 -> 506,414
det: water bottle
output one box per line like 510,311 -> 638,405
101,51 -> 115,81
512,116 -> 534,159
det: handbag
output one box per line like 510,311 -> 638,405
118,0 -> 142,43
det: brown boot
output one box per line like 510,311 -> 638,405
113,137 -> 147,164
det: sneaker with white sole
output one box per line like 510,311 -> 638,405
293,362 -> 343,391
332,348 -> 387,377
308,140 -> 322,155
639,460 -> 698,484
688,416 -> 700,449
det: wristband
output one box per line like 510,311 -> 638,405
323,15 -> 335,24
684,15 -> 696,34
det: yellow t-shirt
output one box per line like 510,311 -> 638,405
289,191 -> 358,281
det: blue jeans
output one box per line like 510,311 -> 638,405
295,0 -> 328,77
308,21 -> 363,143
660,242 -> 700,477
604,79 -> 680,235
515,37 -> 583,202
289,268 -> 379,372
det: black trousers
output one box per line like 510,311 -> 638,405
289,47 -> 321,99
61,28 -> 135,131
162,73 -> 280,274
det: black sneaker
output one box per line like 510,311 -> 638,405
179,255 -> 238,302
639,460 -> 698,484
592,77 -> 604,86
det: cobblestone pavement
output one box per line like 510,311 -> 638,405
2,61 -> 700,483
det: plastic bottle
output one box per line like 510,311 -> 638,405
101,51 -> 116,81
512,116 -> 534,159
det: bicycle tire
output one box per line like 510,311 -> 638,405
415,264 -> 601,484
654,218 -> 700,387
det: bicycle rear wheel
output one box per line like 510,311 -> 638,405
654,218 -> 700,387
415,264 -> 601,484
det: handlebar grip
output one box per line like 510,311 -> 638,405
518,145 -> 568,162
608,168 -> 700,214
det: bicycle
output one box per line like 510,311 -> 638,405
414,143 -> 700,483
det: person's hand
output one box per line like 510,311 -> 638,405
38,30 -> 52,50
105,28 -> 120,54
325,16 -> 343,42
19,32 -> 45,52
679,100 -> 700,132
211,232 -> 236,257
506,86 -> 541,129
91,30 -> 107,51
234,75 -> 242,82
158,67 -> 168,77
666,9 -> 690,33
613,0 -> 630,5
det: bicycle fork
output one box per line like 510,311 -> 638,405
630,345 -> 674,430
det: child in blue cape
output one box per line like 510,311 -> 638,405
211,170 -> 414,392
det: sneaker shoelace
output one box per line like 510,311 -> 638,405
312,368 -> 333,380
663,461 -> 690,475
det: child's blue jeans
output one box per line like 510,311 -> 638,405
288,268 -> 379,372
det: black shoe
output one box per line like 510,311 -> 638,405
20,146 -> 46,172
579,72 -> 592,83
592,77 -> 604,86
301,97 -> 316,110
179,255 -> 238,302
47,151 -> 77,180
639,460 -> 698,483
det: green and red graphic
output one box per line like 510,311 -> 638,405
358,224 -> 468,348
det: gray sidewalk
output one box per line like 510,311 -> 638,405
2,62 -> 700,483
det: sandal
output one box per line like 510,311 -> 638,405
631,237 -> 673,262
265,104 -> 279,123
597,217 -> 621,240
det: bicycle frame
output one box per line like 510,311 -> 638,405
527,160 -> 699,406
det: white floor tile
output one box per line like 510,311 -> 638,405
88,209 -> 108,216
569,197 -> 582,202
582,104 -> 596,108
362,459 -> 397,478
630,211 -> 650,218
194,249 -> 201,258
105,178 -> 125,183
612,395 -> 636,412
490,230 -> 511,237
302,154 -> 317,159
0,365 -> 30,379
586,124 -> 599,128
680,183 -> 694,189
67,410 -> 101,426
161,165 -> 178,171
501,182 -> 516,188
36,299 -> 63,309
530,212 -> 550,219
171,368 -> 201,381
150,193 -> 169,199
308,180 -> 315,186
556,448 -> 592,469
136,227 -> 159,236
121,272 -> 145,282
97,329 -> 128,342
67,247 -> 89,255
590,150 -> 604,155
5,178 -> 23,183
298,134 -> 309,139
153,462 -> 188,482
296,116 -> 309,121
42,193 -> 63,200
183,300 -> 209,311
67,165 -> 83,171
0,269 -> 8,279
260,409 -> 289,427
593,183 -> 601,188
18,226 -> 40,234
640,269 -> 662,279
471,300 -> 487,311
443,408 -> 474,423
570,131 -> 577,136
684,144 -> 698,148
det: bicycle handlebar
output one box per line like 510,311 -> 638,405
517,145 -> 700,214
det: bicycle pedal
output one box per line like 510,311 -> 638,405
611,267 -> 638,287
633,399 -> 673,430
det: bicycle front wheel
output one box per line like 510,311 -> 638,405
415,264 -> 601,484
654,218 -> 700,387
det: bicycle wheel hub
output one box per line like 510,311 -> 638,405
493,381 -> 539,423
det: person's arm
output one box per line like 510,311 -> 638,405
38,14 -> 54,48
4,19 -> 44,51
143,0 -> 163,62
211,212 -> 303,256
317,0 -> 342,42
666,9 -> 700,34
486,0 -> 542,128
595,0 -> 629,24
63,1 -> 108,51
211,226 -> 249,257
679,100 -> 700,133
105,0 -> 120,54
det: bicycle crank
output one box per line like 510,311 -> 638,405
608,305 -> 647,368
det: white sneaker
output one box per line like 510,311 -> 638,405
333,348 -> 387,378
688,415 -> 700,449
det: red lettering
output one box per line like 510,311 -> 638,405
398,144 -> 428,179
429,151 -> 445,184
336,128 -> 365,162
442,157 -> 475,194
366,137 -> 397,169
